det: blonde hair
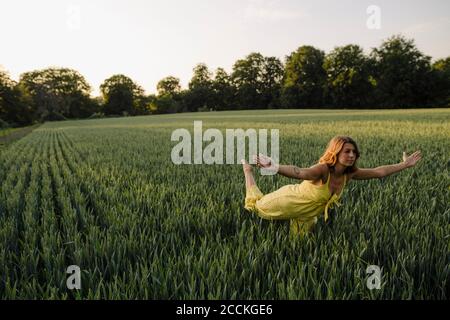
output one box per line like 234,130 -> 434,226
319,136 -> 360,173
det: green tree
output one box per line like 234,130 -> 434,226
0,69 -> 33,125
211,68 -> 235,111
157,76 -> 181,96
431,57 -> 450,106
100,74 -> 145,116
281,46 -> 326,108
231,52 -> 283,109
186,63 -> 214,111
261,57 -> 284,108
324,44 -> 374,107
153,76 -> 182,114
19,67 -> 94,120
371,35 -> 433,108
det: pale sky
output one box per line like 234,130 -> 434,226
1,0 -> 449,96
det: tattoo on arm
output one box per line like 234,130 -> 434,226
293,166 -> 301,178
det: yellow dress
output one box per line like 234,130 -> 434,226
244,172 -> 347,237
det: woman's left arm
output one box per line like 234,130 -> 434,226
352,151 -> 422,180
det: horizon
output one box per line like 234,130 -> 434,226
1,0 -> 449,96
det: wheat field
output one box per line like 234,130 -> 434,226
0,108 -> 449,299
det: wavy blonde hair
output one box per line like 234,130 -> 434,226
319,136 -> 360,173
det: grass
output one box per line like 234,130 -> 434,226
0,108 -> 449,299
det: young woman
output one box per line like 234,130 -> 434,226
241,136 -> 422,237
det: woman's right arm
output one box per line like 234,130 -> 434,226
254,154 -> 325,180
277,164 -> 326,180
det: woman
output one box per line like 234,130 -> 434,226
241,136 -> 422,237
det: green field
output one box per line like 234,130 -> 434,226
0,109 -> 449,299
0,128 -> 17,138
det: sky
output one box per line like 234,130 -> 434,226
1,0 -> 449,96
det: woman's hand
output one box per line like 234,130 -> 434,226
402,151 -> 422,168
253,153 -> 273,168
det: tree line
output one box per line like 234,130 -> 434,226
1,35 -> 449,128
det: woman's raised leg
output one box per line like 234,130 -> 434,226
241,159 -> 256,191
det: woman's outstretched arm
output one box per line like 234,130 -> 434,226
276,163 -> 326,180
253,154 -> 326,180
352,151 -> 422,180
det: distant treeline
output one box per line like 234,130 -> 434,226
1,35 -> 449,127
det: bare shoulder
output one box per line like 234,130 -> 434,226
310,163 -> 329,184
311,163 -> 328,171
296,163 -> 329,182
312,163 -> 329,175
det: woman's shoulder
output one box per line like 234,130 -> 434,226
311,163 -> 330,185
314,163 -> 330,173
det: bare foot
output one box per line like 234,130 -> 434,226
241,159 -> 253,173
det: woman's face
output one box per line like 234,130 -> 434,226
337,143 -> 357,167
